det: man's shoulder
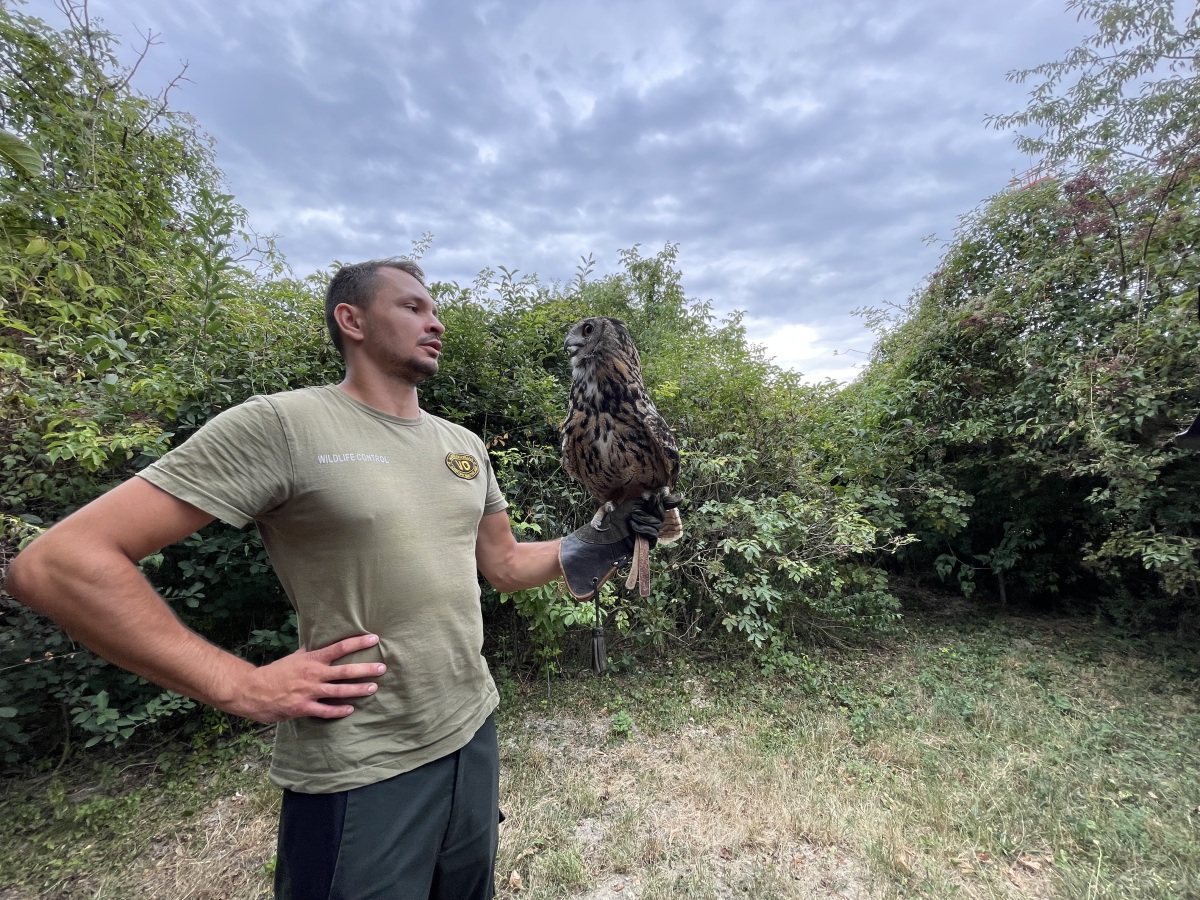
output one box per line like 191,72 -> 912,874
248,385 -> 336,413
228,385 -> 355,427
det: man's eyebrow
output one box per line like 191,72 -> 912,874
403,294 -> 435,314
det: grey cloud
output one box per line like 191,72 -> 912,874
25,0 -> 1092,379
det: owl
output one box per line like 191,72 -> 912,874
561,316 -> 682,594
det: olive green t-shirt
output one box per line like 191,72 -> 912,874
138,385 -> 507,793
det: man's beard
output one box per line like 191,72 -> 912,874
380,345 -> 438,385
360,324 -> 439,385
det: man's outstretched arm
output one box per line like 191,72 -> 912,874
4,477 -> 384,723
476,498 -> 673,599
474,509 -> 564,593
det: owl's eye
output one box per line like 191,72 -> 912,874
582,323 -> 594,337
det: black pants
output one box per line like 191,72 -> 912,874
274,714 -> 500,900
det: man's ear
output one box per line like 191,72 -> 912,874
334,303 -> 366,348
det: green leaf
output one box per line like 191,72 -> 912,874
0,127 -> 42,178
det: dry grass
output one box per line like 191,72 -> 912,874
114,789 -> 277,899
497,716 -> 872,899
2,614 -> 1197,899
492,618 -> 1199,899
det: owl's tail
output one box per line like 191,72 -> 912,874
657,506 -> 683,545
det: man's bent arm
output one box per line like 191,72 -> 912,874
475,509 -> 563,593
4,478 -> 384,723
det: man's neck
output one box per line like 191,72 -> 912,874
336,374 -> 422,419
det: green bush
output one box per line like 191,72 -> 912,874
839,0 -> 1200,623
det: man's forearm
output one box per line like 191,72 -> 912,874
487,538 -> 564,593
6,477 -> 387,723
6,534 -> 257,713
7,535 -> 387,723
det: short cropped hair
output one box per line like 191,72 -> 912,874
324,258 -> 426,357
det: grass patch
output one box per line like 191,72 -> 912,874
0,729 -> 277,898
493,616 -> 1200,899
1,612 -> 1197,898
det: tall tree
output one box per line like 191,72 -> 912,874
989,0 -> 1200,169
0,1 -> 315,758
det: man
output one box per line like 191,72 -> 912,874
5,258 -> 658,899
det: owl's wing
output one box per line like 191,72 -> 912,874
639,399 -> 683,545
640,398 -> 681,490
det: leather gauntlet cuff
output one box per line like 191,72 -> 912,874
559,530 -> 635,600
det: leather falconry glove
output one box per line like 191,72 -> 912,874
559,494 -> 671,602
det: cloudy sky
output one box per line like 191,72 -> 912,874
27,0 -> 1091,381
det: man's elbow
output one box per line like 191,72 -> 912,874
481,551 -> 547,594
4,530 -> 87,619
484,566 -> 524,595
4,541 -> 47,610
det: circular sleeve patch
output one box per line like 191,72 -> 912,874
445,452 -> 481,479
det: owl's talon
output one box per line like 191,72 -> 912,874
590,501 -> 615,531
